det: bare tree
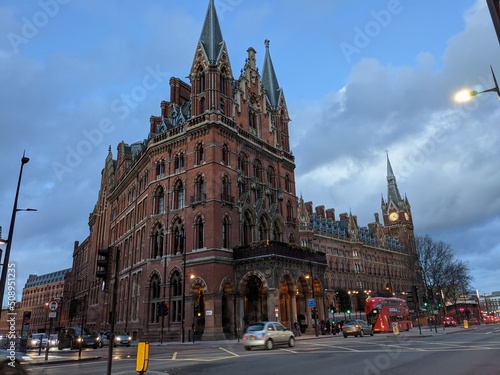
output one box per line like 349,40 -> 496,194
415,235 -> 472,306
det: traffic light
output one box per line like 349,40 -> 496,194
164,303 -> 169,316
157,303 -> 164,317
194,306 -> 199,317
412,285 -> 419,305
346,309 -> 351,314
96,247 -> 114,293
329,305 -> 336,314
407,289 -> 414,303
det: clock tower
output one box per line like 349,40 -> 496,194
381,154 -> 415,253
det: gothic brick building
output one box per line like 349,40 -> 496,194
59,0 -> 419,341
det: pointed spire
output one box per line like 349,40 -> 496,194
262,39 -> 282,109
386,153 -> 402,206
199,0 -> 224,65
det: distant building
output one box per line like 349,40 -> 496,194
16,268 -> 71,333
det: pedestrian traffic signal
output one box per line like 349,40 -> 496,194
96,247 -> 114,293
156,303 -> 164,317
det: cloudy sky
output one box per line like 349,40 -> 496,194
1,0 -> 499,306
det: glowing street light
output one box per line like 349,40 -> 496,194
454,65 -> 500,103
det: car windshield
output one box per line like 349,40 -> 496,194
246,324 -> 265,332
33,334 -> 47,339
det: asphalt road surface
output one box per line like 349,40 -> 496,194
27,325 -> 500,375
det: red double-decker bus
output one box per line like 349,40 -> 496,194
365,297 -> 413,333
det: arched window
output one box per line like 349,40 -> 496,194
156,161 -> 165,178
152,224 -> 163,258
286,200 -> 293,222
242,212 -> 252,245
285,174 -> 291,192
173,223 -> 185,255
154,187 -> 165,215
193,174 -> 205,204
173,181 -> 184,210
222,144 -> 229,165
267,166 -> 276,188
221,174 -> 231,203
149,274 -> 161,323
254,159 -> 263,182
195,216 -> 204,249
175,153 -> 184,172
170,271 -> 182,323
195,143 -> 204,165
238,152 -> 248,176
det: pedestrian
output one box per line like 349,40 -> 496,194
325,320 -> 331,335
294,322 -> 301,336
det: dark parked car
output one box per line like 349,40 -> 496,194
242,322 -> 295,350
343,320 -> 374,338
57,327 -> 100,350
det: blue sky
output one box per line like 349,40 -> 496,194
1,0 -> 499,306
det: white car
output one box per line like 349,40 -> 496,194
242,322 -> 295,350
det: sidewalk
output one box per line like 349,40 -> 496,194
27,349 -> 101,365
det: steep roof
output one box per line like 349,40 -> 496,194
262,39 -> 282,109
198,0 -> 225,65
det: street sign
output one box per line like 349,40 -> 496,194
48,311 -> 57,318
48,300 -> 59,311
308,298 -> 316,308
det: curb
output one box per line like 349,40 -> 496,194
28,356 -> 102,366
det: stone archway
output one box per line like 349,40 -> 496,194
241,273 -> 268,326
278,274 -> 294,329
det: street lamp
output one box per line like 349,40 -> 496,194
0,153 -> 31,307
348,290 -> 359,319
454,65 -> 500,102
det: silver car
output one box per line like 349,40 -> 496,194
343,319 -> 374,338
98,331 -> 131,347
242,322 -> 295,350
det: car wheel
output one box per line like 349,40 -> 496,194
244,346 -> 251,351
288,337 -> 295,348
360,330 -> 364,337
126,344 -> 130,347
99,341 -> 103,348
265,339 -> 274,350
343,333 -> 348,338
57,343 -> 63,350
370,330 -> 374,336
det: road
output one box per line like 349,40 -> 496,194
26,325 -> 500,375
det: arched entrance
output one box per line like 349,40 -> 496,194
242,274 -> 268,326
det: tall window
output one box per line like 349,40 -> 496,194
222,144 -> 229,165
149,274 -> 161,323
254,159 -> 263,182
173,224 -> 184,254
195,143 -> 204,165
267,166 -> 276,188
170,272 -> 182,323
221,175 -> 232,203
156,161 -> 165,178
285,174 -> 291,192
195,216 -> 204,249
173,181 -> 185,209
222,216 -> 230,248
152,224 -> 163,258
193,174 -> 205,204
175,153 -> 184,172
154,187 -> 165,215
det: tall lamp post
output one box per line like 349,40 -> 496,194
454,65 -> 500,102
0,153 -> 30,307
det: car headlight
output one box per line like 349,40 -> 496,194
128,337 -> 132,341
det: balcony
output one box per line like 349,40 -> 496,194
234,240 -> 326,265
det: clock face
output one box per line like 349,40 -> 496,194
404,212 -> 410,221
389,212 -> 398,221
